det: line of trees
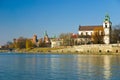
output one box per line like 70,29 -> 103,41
5,37 -> 50,49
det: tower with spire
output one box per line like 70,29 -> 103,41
103,14 -> 112,44
44,31 -> 51,46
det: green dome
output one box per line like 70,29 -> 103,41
104,14 -> 110,22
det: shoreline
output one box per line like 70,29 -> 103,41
1,50 -> 120,55
0,44 -> 120,55
0,51 -> 120,55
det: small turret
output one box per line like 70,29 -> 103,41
44,31 -> 48,37
44,31 -> 50,43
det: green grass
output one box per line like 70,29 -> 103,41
15,47 -> 64,53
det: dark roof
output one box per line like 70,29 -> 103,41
79,25 -> 103,31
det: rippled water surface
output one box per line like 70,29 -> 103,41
0,53 -> 120,80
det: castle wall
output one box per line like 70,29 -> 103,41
52,44 -> 120,54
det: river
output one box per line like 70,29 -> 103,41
0,52 -> 120,80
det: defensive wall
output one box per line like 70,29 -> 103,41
52,44 -> 120,54
74,44 -> 120,53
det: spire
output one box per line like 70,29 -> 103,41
104,14 -> 110,22
44,31 -> 48,36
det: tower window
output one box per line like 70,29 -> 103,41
105,25 -> 107,28
105,23 -> 107,28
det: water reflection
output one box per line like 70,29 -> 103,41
0,53 -> 120,80
76,55 -> 115,80
76,55 -> 102,80
103,55 -> 112,80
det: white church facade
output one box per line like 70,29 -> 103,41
78,14 -> 112,44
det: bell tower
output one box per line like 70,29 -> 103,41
103,14 -> 112,44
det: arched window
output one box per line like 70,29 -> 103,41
105,23 -> 107,28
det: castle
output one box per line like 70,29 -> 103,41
78,14 -> 112,44
12,14 -> 112,49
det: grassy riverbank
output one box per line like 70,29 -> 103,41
13,45 -> 120,55
1,44 -> 120,55
15,47 -> 64,53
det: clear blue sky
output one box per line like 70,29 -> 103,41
0,0 -> 120,45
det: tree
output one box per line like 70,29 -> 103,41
111,25 -> 120,43
14,37 -> 26,49
7,41 -> 14,49
59,33 -> 73,46
92,27 -> 104,44
26,39 -> 33,49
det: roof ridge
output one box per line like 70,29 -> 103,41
79,25 -> 103,31
79,25 -> 103,27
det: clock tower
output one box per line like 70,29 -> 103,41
103,14 -> 112,44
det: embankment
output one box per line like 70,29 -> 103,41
51,44 -> 120,54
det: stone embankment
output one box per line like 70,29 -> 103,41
1,44 -> 119,55
51,44 -> 120,54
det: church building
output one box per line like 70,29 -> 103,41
78,14 -> 112,44
43,31 -> 51,47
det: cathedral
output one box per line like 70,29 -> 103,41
78,14 -> 112,44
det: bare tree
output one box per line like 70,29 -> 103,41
111,25 -> 120,43
92,27 -> 104,44
59,33 -> 73,46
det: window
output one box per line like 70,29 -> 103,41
86,32 -> 88,35
105,23 -> 107,28
81,32 -> 83,35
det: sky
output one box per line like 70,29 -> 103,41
0,0 -> 120,45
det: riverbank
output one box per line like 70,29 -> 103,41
1,44 -> 120,55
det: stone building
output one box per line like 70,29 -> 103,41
51,38 -> 63,48
32,34 -> 38,45
78,14 -> 112,44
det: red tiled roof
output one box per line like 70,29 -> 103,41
79,25 -> 103,31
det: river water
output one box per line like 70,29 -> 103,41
0,52 -> 120,80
